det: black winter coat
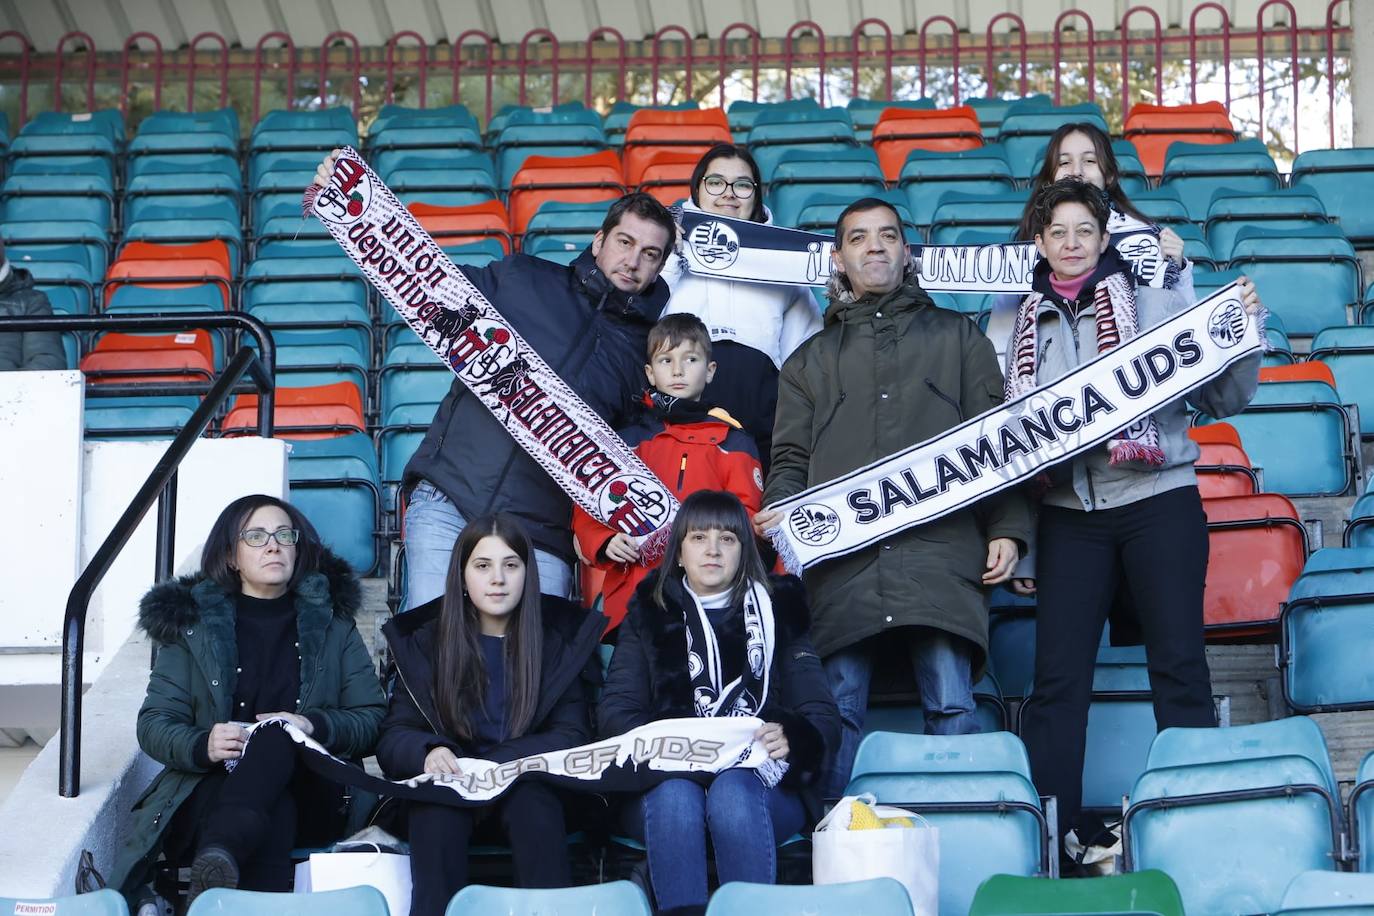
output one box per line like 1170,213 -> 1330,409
598,572 -> 840,795
0,266 -> 64,370
376,594 -> 603,778
402,249 -> 670,563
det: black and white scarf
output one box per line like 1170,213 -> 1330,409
682,578 -> 788,786
1007,248 -> 1165,467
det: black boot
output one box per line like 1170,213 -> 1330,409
187,845 -> 239,902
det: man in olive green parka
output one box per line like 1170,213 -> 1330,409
757,198 -> 1031,800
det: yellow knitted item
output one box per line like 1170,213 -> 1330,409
848,799 -> 915,830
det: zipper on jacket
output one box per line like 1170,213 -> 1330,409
676,452 -> 688,491
924,378 -> 964,422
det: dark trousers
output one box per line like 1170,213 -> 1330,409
406,781 -> 571,916
1020,486 -> 1216,840
163,722 -> 347,891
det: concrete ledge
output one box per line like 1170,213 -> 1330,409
0,633 -> 158,897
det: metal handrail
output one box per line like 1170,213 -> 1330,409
0,311 -> 277,796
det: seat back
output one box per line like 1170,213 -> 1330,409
447,881 -> 651,916
188,886 -> 388,916
872,106 -> 984,181
408,200 -> 512,253
968,870 -> 1185,916
622,108 -> 731,185
1291,148 -> 1374,244
1276,870 -> 1374,916
1204,379 -> 1352,496
705,878 -> 913,916
1123,102 -> 1237,176
1201,493 -> 1308,635
81,330 -> 216,385
223,381 -> 366,439
507,151 -> 625,236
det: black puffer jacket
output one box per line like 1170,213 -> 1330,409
0,266 -> 64,370
597,572 -> 839,798
403,249 -> 670,562
375,594 -> 603,778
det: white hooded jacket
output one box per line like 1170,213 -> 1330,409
661,199 -> 823,369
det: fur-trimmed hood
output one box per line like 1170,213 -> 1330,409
138,547 -> 361,646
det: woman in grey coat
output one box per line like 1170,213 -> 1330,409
1006,179 -> 1264,859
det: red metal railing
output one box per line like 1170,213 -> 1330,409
1,9 -> 1350,152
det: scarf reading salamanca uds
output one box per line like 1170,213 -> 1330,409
1006,248 -> 1166,468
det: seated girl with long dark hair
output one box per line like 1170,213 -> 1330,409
598,490 -> 839,913
376,513 -> 603,916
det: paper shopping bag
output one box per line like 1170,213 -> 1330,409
812,794 -> 938,916
294,848 -> 410,916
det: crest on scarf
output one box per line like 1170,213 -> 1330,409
1208,299 -> 1248,348
788,504 -> 841,546
690,220 -> 741,270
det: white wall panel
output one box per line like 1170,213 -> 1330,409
224,0 -> 280,48
328,0 -> 387,47
645,0 -> 700,36
113,0 -> 178,48
64,0 -> 122,51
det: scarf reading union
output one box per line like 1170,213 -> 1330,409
305,148 -> 677,562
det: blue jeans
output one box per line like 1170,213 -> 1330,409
403,480 -> 574,610
625,771 -> 805,910
821,629 -> 980,800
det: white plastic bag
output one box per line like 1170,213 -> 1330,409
294,846 -> 410,916
812,793 -> 939,916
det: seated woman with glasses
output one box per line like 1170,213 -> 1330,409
109,494 -> 387,910
660,143 -> 822,472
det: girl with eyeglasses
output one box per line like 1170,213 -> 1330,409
110,495 -> 386,910
660,143 -> 823,473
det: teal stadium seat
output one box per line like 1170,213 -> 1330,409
379,358 -> 452,511
1228,225 -> 1361,336
188,886 -> 387,916
1196,379 -> 1354,496
1160,138 -> 1282,222
1310,326 -> 1374,438
127,108 -> 238,157
84,395 -> 200,439
447,881 -> 651,916
967,94 -> 1051,142
795,191 -> 920,242
1123,717 -> 1341,916
1291,148 -> 1374,247
1280,547 -> 1374,712
522,199 -> 613,254
1350,751 -> 1374,872
1127,186 -> 1191,228
1276,870 -> 1374,915
929,190 -> 1028,245
375,151 -> 497,208
288,433 -> 382,574
846,731 -> 1049,915
1346,491 -> 1374,548
865,670 -> 1008,736
747,106 -> 859,180
706,878 -> 913,916
493,106 -> 606,188
728,98 -> 821,143
0,890 -> 128,915
766,148 -> 886,228
899,146 -> 1017,229
1204,189 -> 1329,261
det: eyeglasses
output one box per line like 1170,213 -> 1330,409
240,528 -> 300,548
702,174 -> 757,199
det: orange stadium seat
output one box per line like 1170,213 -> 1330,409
103,240 -> 234,310
1258,362 -> 1339,387
507,151 -> 625,238
621,108 -> 731,187
636,150 -> 701,206
81,330 -> 215,385
872,106 -> 983,181
1187,421 -> 1244,449
1194,440 -> 1258,499
1202,492 -> 1308,638
1124,102 -> 1237,177
222,380 -> 366,439
408,199 -> 513,254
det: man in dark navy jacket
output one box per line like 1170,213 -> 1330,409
401,193 -> 675,607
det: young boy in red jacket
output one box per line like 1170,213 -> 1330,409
572,313 -> 764,633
